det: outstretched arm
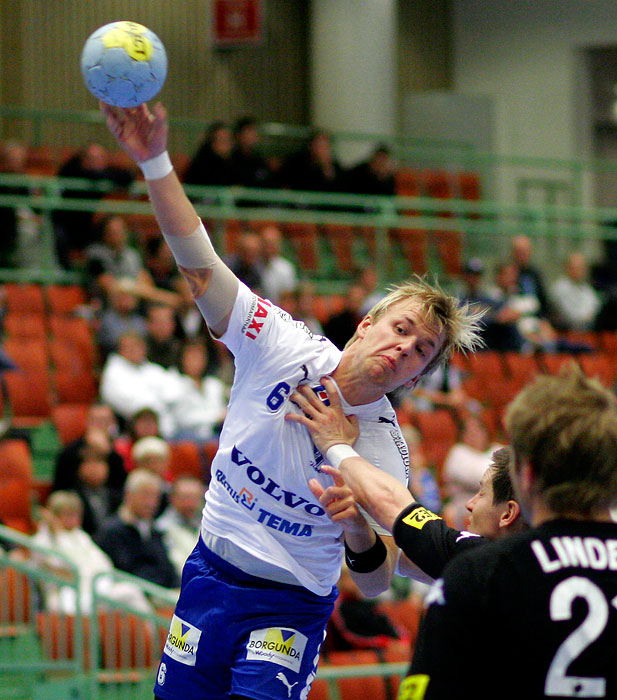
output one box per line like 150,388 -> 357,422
101,102 -> 238,336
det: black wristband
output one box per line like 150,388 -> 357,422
344,531 -> 388,573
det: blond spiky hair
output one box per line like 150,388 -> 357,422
345,275 -> 486,377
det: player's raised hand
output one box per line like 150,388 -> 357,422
100,100 -> 168,164
286,376 -> 359,454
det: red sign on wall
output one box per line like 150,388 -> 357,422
213,0 -> 263,47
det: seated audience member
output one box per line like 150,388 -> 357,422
33,491 -> 151,614
156,476 -> 205,577
323,282 -> 366,350
347,144 -> 396,197
131,436 -> 173,516
290,280 -> 324,336
85,214 -> 180,310
144,236 -> 181,292
260,224 -> 297,304
456,257 -> 495,311
483,260 -> 555,352
168,340 -> 228,443
53,402 -> 125,493
403,359 -> 477,416
510,234 -> 549,316
183,121 -> 235,188
549,251 -> 600,331
100,331 -> 183,439
145,303 -> 183,369
131,436 -> 173,484
358,265 -> 386,317
0,139 -> 40,268
230,116 -> 273,188
114,407 -> 161,474
282,129 -> 346,194
72,447 -> 123,536
442,414 -> 503,529
225,230 -> 264,295
96,285 -> 148,360
96,469 -> 180,590
403,425 -> 442,515
53,143 -> 135,268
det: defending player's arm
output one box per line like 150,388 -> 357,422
308,466 -> 403,597
288,378 -> 483,583
288,378 -> 417,532
101,102 -> 238,337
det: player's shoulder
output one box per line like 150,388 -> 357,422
443,527 -> 534,582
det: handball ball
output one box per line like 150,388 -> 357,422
81,20 -> 167,108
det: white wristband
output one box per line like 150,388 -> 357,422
325,444 -> 359,470
139,150 -> 173,180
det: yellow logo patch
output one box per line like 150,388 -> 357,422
402,507 -> 441,530
103,21 -> 152,61
397,674 -> 430,700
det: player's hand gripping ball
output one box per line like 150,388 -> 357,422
81,21 -> 167,108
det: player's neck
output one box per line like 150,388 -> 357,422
331,360 -> 384,406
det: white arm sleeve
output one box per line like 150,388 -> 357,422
162,222 -> 239,330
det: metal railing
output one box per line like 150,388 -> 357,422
0,524 -> 409,700
2,171 -> 617,290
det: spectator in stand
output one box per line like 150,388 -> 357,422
442,413 -> 503,530
132,436 -> 173,483
323,282 -> 366,350
167,340 -> 228,443
33,491 -> 151,615
483,260 -> 556,352
95,468 -> 180,590
156,476 -> 205,578
225,230 -> 264,295
53,402 -> 125,493
456,257 -> 495,311
100,331 -> 183,439
510,234 -> 549,315
96,285 -> 147,361
85,214 -> 180,311
259,224 -> 297,304
114,407 -> 161,474
145,303 -> 183,369
53,143 -> 135,269
131,436 -> 173,516
144,236 -> 182,293
549,251 -> 600,331
358,265 -> 386,317
0,139 -> 39,268
347,144 -> 396,197
291,280 -> 324,336
70,446 -> 123,536
403,424 -> 442,515
281,129 -> 346,194
230,116 -> 273,188
183,121 -> 235,188
402,359 -> 477,417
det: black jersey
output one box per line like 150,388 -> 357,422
401,519 -> 617,700
392,502 -> 487,579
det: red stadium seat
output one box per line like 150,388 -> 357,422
47,284 -> 88,315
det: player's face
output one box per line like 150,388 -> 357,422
353,300 -> 444,394
466,468 -> 504,539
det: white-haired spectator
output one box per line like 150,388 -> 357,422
549,252 -> 600,331
33,491 -> 151,614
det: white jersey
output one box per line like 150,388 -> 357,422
201,283 -> 409,596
